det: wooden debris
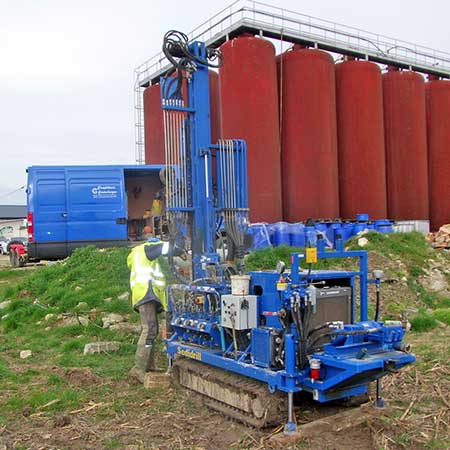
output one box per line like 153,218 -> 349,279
69,401 -> 109,414
38,399 -> 60,410
428,224 -> 450,249
434,384 -> 450,410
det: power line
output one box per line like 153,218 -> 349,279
0,186 -> 25,201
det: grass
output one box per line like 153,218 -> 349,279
0,246 -> 136,333
245,232 -> 450,333
433,308 -> 450,325
410,314 -> 439,332
245,245 -> 354,272
346,231 -> 432,269
0,236 -> 449,447
0,246 -> 149,426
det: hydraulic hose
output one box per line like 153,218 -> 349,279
168,242 -> 190,284
162,30 -> 224,99
308,327 -> 380,353
374,288 -> 381,322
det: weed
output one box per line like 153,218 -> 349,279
433,308 -> 450,326
62,339 -> 85,352
244,245 -> 346,272
424,438 -> 450,449
410,314 -> 439,332
6,387 -> 84,414
0,270 -> 27,280
104,439 -> 122,449
47,373 -> 66,386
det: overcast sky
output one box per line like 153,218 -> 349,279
1,0 -> 449,205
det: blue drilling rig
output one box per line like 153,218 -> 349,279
160,30 -> 415,433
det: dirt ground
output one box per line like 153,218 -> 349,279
1,328 -> 449,450
1,241 -> 449,450
0,254 -> 42,270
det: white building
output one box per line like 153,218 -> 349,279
0,205 -> 27,239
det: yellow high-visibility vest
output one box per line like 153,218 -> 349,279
127,242 -> 167,310
151,199 -> 163,216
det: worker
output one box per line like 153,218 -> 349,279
150,189 -> 165,236
151,189 -> 164,216
127,237 -> 169,383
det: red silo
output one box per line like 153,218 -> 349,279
383,67 -> 429,220
144,72 -> 221,164
278,45 -> 339,221
219,35 -> 282,223
426,77 -> 450,230
336,59 -> 387,219
209,70 -> 222,144
143,84 -> 165,164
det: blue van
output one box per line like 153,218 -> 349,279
26,165 -> 164,260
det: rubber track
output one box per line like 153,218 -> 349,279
173,357 -> 286,428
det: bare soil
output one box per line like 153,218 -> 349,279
1,327 -> 449,450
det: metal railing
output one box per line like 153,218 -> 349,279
134,0 -> 450,163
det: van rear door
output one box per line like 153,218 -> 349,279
30,168 -> 68,258
65,167 -> 127,252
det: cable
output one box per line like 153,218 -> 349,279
0,186 -> 25,201
308,327 -> 380,353
374,287 -> 381,322
308,322 -> 332,338
162,30 -> 224,100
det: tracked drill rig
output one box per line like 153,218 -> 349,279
160,30 -> 415,433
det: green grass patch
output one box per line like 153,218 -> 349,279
104,439 -> 122,449
0,357 -> 17,382
245,245 -> 354,272
16,246 -> 131,313
5,386 -> 85,414
432,308 -> 450,326
0,269 -> 28,281
57,346 -> 135,381
410,314 -> 439,332
347,231 -> 431,269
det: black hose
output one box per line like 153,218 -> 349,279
290,303 -> 303,368
168,240 -> 191,284
296,306 -> 308,369
308,322 -> 332,338
162,30 -> 224,100
307,327 -> 380,353
374,289 -> 381,322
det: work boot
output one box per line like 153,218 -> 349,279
129,366 -> 145,384
146,344 -> 165,373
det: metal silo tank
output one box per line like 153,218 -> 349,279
219,34 -> 282,223
143,84 -> 165,164
209,70 -> 222,144
383,67 -> 429,220
143,72 -> 221,164
426,76 -> 450,231
278,45 -> 339,222
335,58 -> 387,219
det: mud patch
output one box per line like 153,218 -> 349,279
65,367 -> 102,387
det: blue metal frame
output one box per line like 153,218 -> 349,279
290,250 -> 369,321
166,249 -> 415,401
